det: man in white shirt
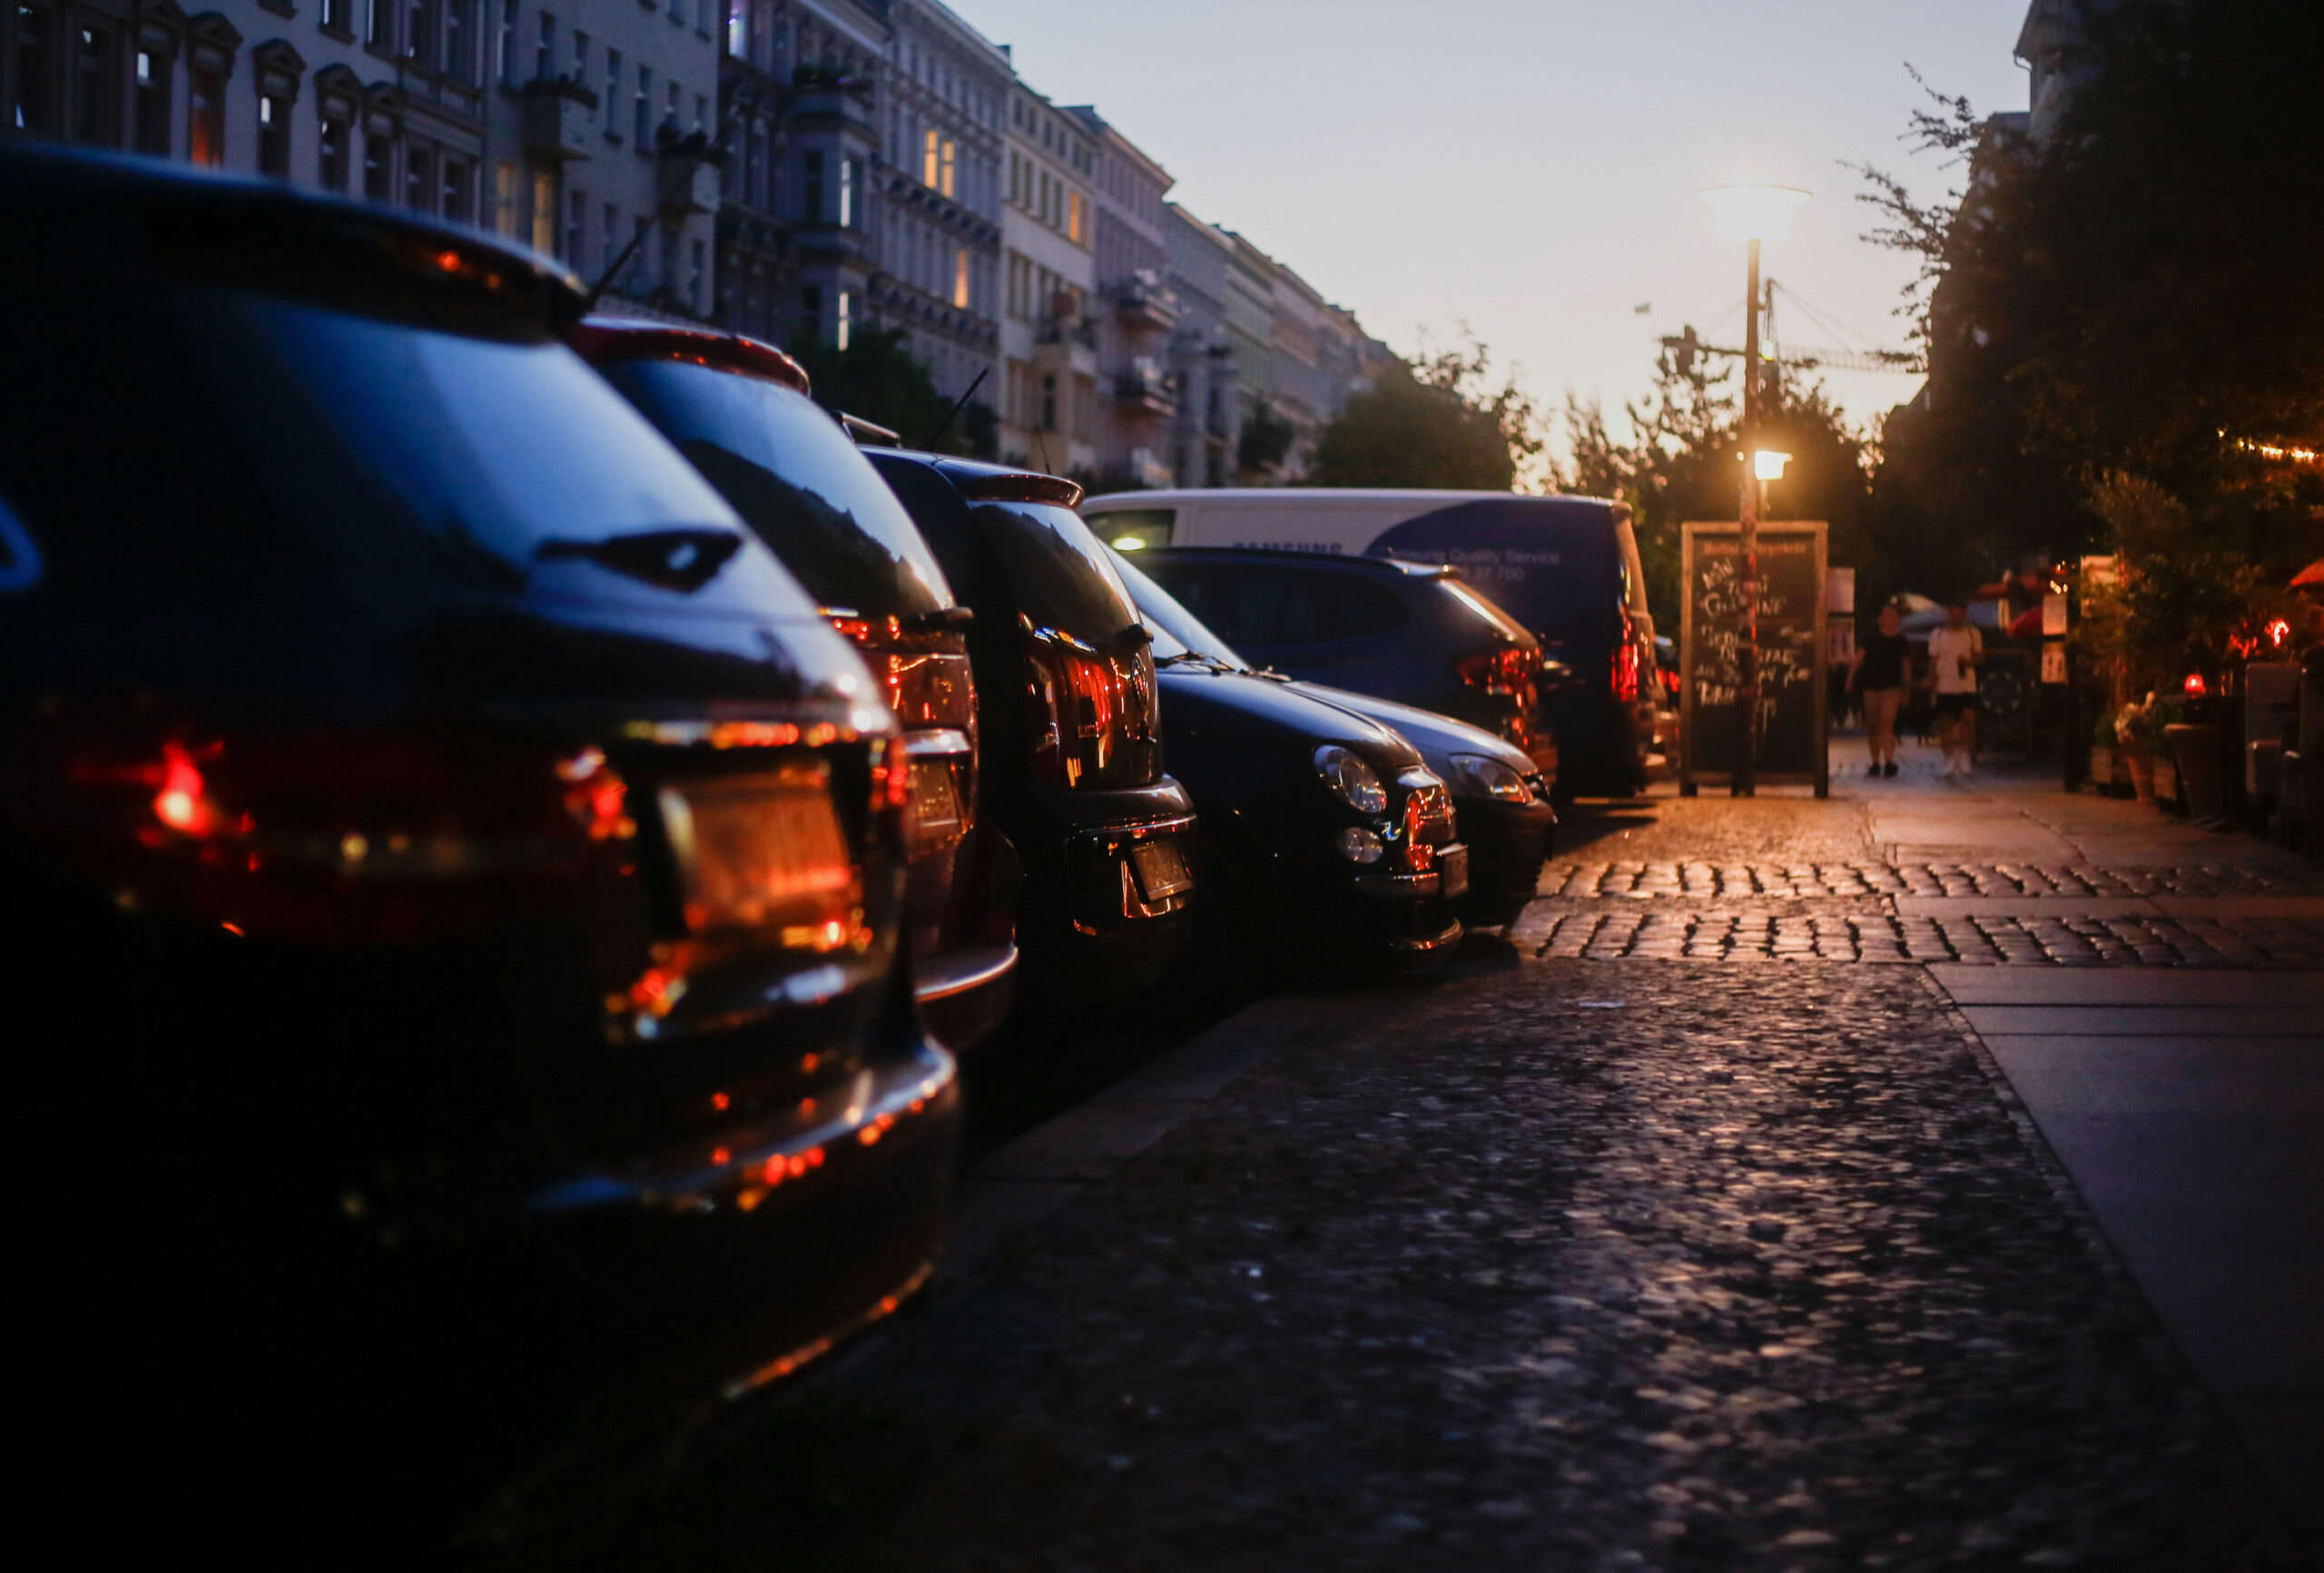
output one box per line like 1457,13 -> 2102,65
1925,602 -> 1984,778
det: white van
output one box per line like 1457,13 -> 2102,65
1081,488 -> 1659,796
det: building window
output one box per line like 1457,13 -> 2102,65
835,290 -> 851,350
1068,190 -> 1084,245
367,0 -> 390,49
404,142 -> 432,211
322,0 -> 349,32
939,137 -> 954,198
952,247 -> 969,310
446,0 -> 474,82
74,23 -> 122,148
689,238 -> 704,310
603,47 -> 618,136
493,159 -> 518,235
134,48 -> 172,154
187,64 -> 225,167
497,0 -> 516,85
364,133 -> 393,202
837,154 -> 853,226
724,0 -> 743,57
802,149 -> 822,223
406,0 -> 433,64
565,189 -> 585,262
921,127 -> 937,187
531,168 -> 555,255
633,64 -> 649,147
258,93 -> 290,177
443,155 -> 471,221
570,28 -> 586,81
694,0 -> 708,34
534,11 -> 552,82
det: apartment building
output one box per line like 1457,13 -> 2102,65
1069,103 -> 1176,491
997,79 -> 1096,476
2,0 -> 723,314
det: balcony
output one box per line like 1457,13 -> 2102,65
521,76 -> 597,161
1110,273 -> 1179,332
790,69 -> 875,133
658,152 -> 723,216
1113,362 -> 1175,418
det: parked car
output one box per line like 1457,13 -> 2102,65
1128,545 -> 1560,768
863,451 -> 1196,1010
1112,552 -> 1551,932
0,146 -> 958,1548
1086,489 -> 1658,797
576,319 -> 1014,1051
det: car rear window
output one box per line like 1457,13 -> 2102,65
1109,549 -> 1251,667
0,216 -> 814,621
597,359 -> 953,619
972,501 -> 1140,641
1136,562 -> 1410,646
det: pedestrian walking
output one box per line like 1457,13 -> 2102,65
1926,601 -> 1984,778
1850,603 -> 1911,777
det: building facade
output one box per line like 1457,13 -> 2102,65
2,0 -> 724,314
997,80 -> 1096,475
1070,103 -> 1176,491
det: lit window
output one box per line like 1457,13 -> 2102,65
940,138 -> 955,198
922,127 -> 939,187
835,290 -> 852,350
493,159 -> 519,236
531,168 -> 556,255
953,247 -> 969,309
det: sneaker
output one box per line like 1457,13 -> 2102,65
1883,762 -> 1898,778
1957,759 -> 1974,779
1867,762 -> 1882,777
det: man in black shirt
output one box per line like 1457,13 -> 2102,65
1850,603 -> 1913,778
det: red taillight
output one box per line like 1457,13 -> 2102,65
1611,613 -> 1640,703
1021,626 -> 1157,789
1456,645 -> 1541,747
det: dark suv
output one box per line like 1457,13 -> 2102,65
0,147 -> 957,1548
867,454 -> 1196,1009
578,320 -> 1014,1052
1133,548 -> 1556,762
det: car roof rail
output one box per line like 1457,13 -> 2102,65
839,412 -> 903,447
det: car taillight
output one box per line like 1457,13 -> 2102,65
1021,625 -> 1158,789
38,724 -> 642,946
1611,613 -> 1641,703
1455,645 -> 1541,747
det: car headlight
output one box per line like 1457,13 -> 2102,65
1447,753 -> 1535,803
1314,745 -> 1388,815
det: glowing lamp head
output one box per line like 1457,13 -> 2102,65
1699,182 -> 1810,243
1753,450 -> 1792,481
2182,673 -> 2207,697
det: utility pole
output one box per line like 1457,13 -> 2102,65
1734,243 -> 1762,798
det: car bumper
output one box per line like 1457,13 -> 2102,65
1013,778 -> 1198,1009
914,941 -> 1018,1053
1452,797 -> 1558,926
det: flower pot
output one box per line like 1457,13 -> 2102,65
2089,744 -> 2117,794
2126,752 -> 2156,801
2165,722 -> 2226,821
2153,755 -> 2180,809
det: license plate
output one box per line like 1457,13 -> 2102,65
1438,844 -> 1470,900
659,767 -> 856,936
905,757 -> 965,847
1129,837 -> 1194,900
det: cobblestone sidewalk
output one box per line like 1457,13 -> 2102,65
1523,907 -> 2324,968
538,964 -> 2295,1572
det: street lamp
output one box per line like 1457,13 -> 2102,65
1699,182 -> 1808,796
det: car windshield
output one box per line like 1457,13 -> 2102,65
1108,548 -> 1250,668
596,359 -> 953,619
972,501 -> 1140,643
0,217 -> 814,618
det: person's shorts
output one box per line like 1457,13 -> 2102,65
1934,692 -> 1979,717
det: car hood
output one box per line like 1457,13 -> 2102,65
1156,665 -> 1423,770
1285,683 -> 1534,777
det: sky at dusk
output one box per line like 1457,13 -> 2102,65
960,0 -> 2038,459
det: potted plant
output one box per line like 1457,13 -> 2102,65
2115,693 -> 2162,801
2089,708 -> 2121,795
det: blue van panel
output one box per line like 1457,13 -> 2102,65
1369,498 -> 1621,640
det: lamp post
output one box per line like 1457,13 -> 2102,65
1700,182 -> 1807,796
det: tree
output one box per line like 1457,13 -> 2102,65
1852,1 -> 2324,611
1236,402 -> 1296,480
1311,335 -> 1542,490
783,326 -> 998,459
1560,345 -> 1872,634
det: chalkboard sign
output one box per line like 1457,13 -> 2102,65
1679,521 -> 1829,794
